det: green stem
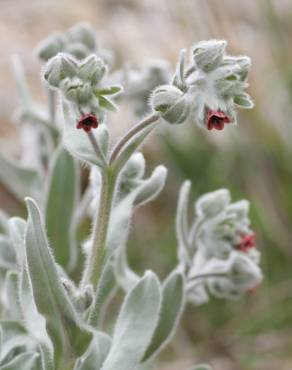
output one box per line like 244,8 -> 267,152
109,112 -> 160,164
83,113 -> 160,290
82,168 -> 116,289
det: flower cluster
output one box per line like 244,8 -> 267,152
152,40 -> 254,129
43,53 -> 122,129
36,22 -> 111,63
177,184 -> 262,304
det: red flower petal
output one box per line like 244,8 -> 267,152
206,109 -> 231,131
76,114 -> 99,132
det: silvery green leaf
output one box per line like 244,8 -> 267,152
25,198 -> 92,361
0,321 -> 33,363
1,271 -> 21,320
45,146 -> 79,270
114,243 -> 140,292
88,261 -> 116,327
0,352 -> 39,370
120,152 -> 145,181
173,49 -> 187,90
234,93 -> 254,109
98,96 -> 118,112
9,217 -> 54,370
0,236 -> 15,271
8,217 -> 27,266
98,85 -> 123,96
142,271 -> 185,361
0,152 -> 41,202
100,272 -> 161,370
62,101 -> 108,168
133,165 -> 167,207
75,331 -> 111,370
176,181 -> 192,265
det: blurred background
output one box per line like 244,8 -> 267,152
1,0 -> 292,369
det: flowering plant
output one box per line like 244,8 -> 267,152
0,23 -> 260,370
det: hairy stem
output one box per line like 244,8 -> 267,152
48,89 -> 56,126
110,112 -> 160,164
87,130 -> 107,165
82,169 -> 116,289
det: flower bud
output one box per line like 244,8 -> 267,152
192,40 -> 226,72
36,32 -> 66,61
66,22 -> 97,51
79,55 -> 106,85
43,53 -> 77,88
65,42 -> 91,60
229,252 -> 263,292
196,189 -> 230,217
152,85 -> 190,124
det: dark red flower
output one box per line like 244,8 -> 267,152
76,113 -> 99,133
236,233 -> 256,253
206,109 -> 231,131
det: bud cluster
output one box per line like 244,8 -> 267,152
177,184 -> 262,304
151,40 -> 254,129
43,53 -> 122,122
36,22 -> 110,62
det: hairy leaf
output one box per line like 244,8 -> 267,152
100,272 -> 161,370
142,271 -> 185,361
45,146 -> 79,270
25,198 -> 92,363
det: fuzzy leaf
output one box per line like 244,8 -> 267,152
98,85 -> 123,96
133,165 -> 167,207
75,331 -> 111,370
0,321 -> 33,363
25,198 -> 92,362
100,272 -> 161,370
0,352 -> 39,370
0,153 -> 41,201
142,271 -> 185,361
9,217 -> 54,370
190,365 -> 212,370
62,101 -> 108,168
176,181 -> 192,265
45,146 -> 79,270
0,236 -> 16,271
1,271 -> 21,320
98,96 -> 118,112
88,261 -> 116,327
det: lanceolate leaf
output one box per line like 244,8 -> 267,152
45,146 -> 79,270
88,261 -> 117,328
25,198 -> 92,363
100,272 -> 161,370
9,217 -> 54,370
0,152 -> 41,201
0,352 -> 39,370
75,331 -> 111,370
2,271 -> 22,320
142,271 -> 185,361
